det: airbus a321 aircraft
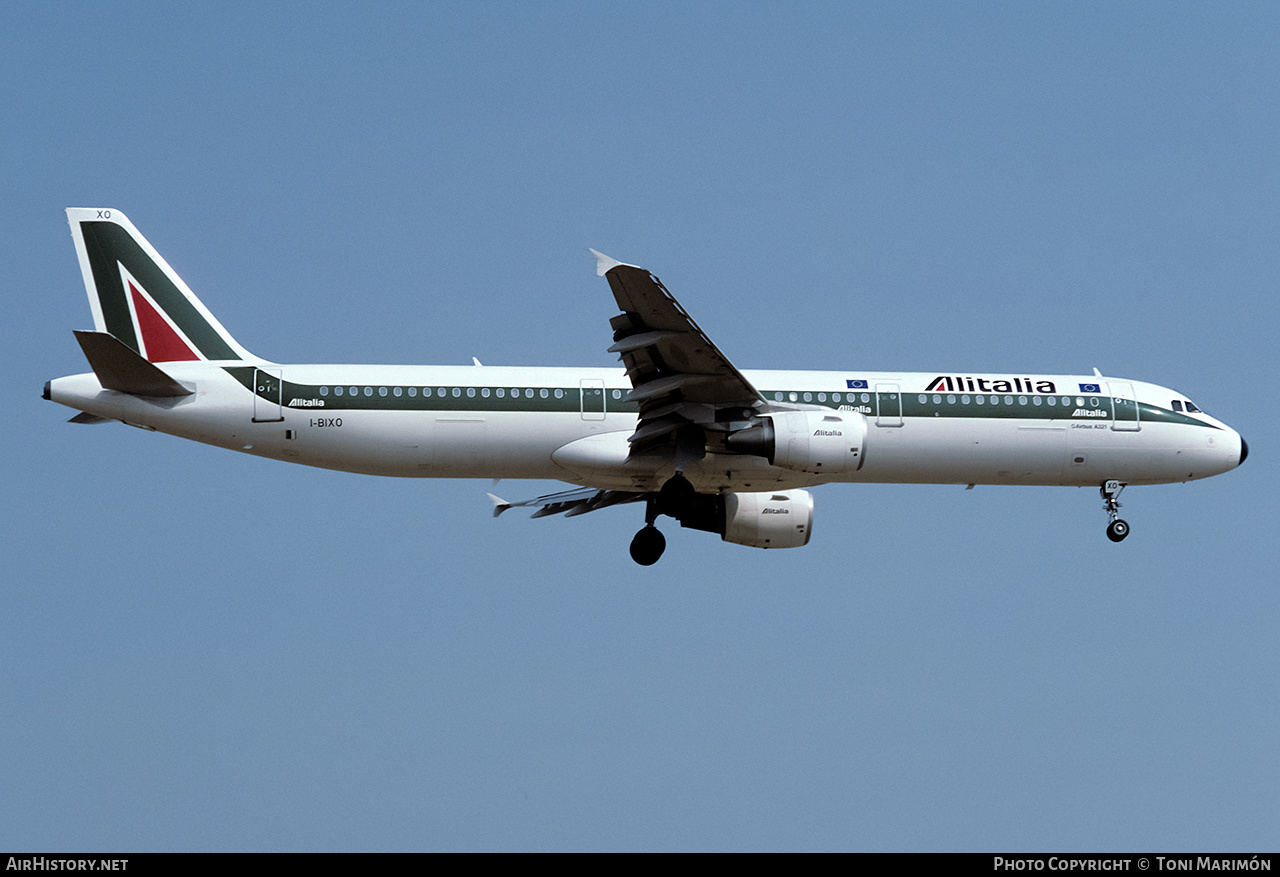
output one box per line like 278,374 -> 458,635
46,209 -> 1247,564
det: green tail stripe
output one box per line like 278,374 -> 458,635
80,221 -> 239,360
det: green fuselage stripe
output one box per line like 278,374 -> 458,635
224,369 -> 1216,428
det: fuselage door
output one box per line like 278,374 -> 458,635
1108,381 -> 1140,432
253,368 -> 284,423
875,383 -> 903,427
580,379 -> 606,421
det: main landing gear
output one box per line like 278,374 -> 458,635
629,473 -> 697,565
630,525 -> 666,566
1101,480 -> 1130,543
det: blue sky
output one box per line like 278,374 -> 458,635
3,2 -> 1276,851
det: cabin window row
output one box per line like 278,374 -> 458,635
767,391 -> 1104,408
916,394 -> 1100,408
314,386 -> 627,401
771,392 -> 873,403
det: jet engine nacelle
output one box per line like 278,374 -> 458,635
722,488 -> 814,549
674,487 -> 814,548
726,410 -> 867,476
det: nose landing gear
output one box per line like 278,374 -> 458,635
1101,480 -> 1130,542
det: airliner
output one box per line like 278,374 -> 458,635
45,209 -> 1247,564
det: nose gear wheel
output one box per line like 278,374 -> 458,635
1101,481 -> 1130,542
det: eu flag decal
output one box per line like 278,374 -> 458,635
1079,383 -> 1101,393
847,379 -> 869,389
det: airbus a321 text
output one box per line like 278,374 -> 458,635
46,209 -> 1247,564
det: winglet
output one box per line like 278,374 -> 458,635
487,493 -> 512,518
589,248 -> 629,277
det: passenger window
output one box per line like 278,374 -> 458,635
320,386 -> 329,396
467,388 -> 476,398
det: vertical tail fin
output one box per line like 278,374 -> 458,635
66,208 -> 255,363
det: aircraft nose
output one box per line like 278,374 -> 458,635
1239,436 -> 1248,466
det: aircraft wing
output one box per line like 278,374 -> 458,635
592,251 -> 764,455
489,486 -> 646,519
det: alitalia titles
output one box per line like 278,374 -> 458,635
927,376 -> 1057,394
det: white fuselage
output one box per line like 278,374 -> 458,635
47,362 -> 1245,494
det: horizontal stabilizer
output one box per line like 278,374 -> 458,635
68,411 -> 112,424
73,330 -> 194,397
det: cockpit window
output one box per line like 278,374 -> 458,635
1184,400 -> 1201,413
1172,400 -> 1183,412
